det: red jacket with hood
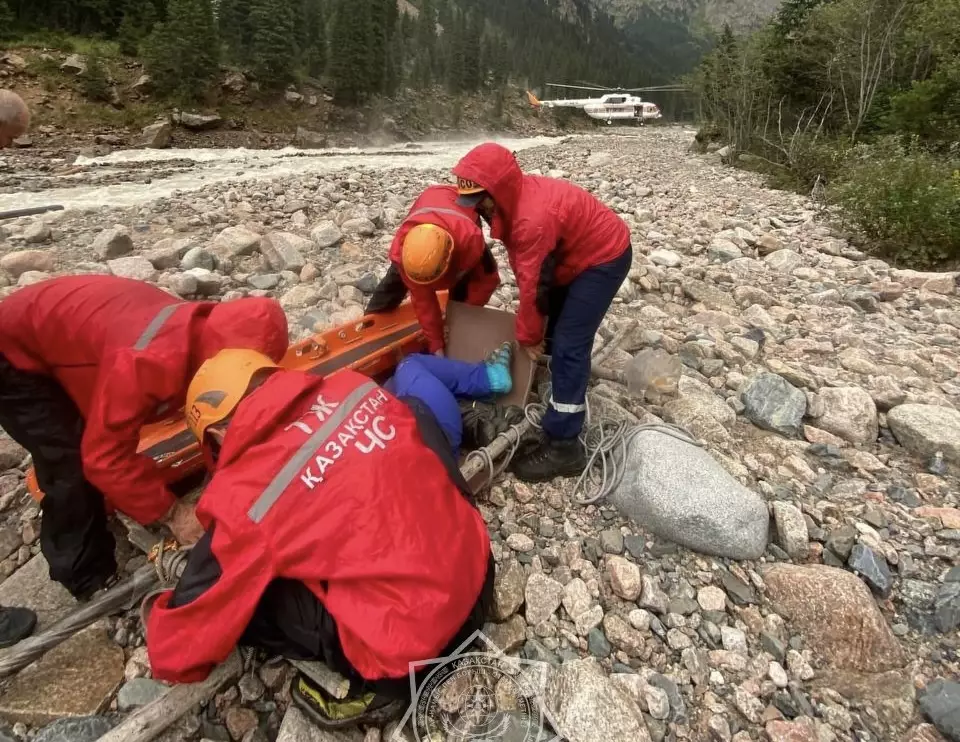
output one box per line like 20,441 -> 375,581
452,143 -> 631,346
0,275 -> 288,524
146,368 -> 491,684
388,185 -> 499,352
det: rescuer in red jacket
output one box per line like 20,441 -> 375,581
452,143 -> 633,482
365,184 -> 500,355
0,275 -> 288,599
145,345 -> 513,728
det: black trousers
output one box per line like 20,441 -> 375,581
0,354 -> 116,598
239,554 -> 496,701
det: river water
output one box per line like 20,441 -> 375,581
0,135 -> 565,213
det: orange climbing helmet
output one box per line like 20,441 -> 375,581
401,223 -> 455,285
185,348 -> 279,444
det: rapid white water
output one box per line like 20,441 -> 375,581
0,136 -> 564,213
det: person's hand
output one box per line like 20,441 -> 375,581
162,500 -> 204,546
523,342 -> 545,361
434,348 -> 446,357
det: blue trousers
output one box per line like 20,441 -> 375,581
384,354 -> 491,459
542,245 -> 633,440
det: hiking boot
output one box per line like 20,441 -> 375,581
511,437 -> 586,483
461,400 -> 500,450
483,342 -> 513,395
0,605 -> 37,649
291,672 -> 405,729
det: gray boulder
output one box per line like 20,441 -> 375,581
175,112 -> 222,130
919,679 -> 960,741
888,404 -> 960,463
610,430 -> 769,560
811,386 -> 878,445
740,372 -> 807,437
261,232 -> 310,272
139,121 -> 171,149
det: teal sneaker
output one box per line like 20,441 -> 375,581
484,342 -> 513,395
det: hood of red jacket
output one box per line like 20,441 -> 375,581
195,298 -> 289,368
452,143 -> 523,230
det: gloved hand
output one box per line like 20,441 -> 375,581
161,500 -> 204,546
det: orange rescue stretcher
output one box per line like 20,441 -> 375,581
25,293 -> 449,502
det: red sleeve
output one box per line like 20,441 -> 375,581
80,351 -> 179,525
463,258 -> 500,307
404,276 -> 446,354
146,513 -> 273,683
509,221 -> 559,347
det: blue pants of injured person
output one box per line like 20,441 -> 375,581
383,354 -> 492,459
542,245 -> 633,440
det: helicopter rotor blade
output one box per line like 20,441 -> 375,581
546,82 -> 609,92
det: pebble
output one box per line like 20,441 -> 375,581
697,586 -> 727,612
524,572 -> 564,625
847,543 -> 894,598
117,678 -> 168,710
606,556 -> 642,600
506,533 -> 535,552
644,684 -> 671,720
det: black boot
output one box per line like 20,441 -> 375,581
511,437 -> 586,483
460,401 -> 499,450
0,605 -> 38,649
291,672 -> 405,729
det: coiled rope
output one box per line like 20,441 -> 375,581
464,357 -> 703,505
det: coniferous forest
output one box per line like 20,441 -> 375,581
0,0 -> 698,104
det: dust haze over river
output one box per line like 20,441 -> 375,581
0,136 -> 566,213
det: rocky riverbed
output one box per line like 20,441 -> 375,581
0,127 -> 958,742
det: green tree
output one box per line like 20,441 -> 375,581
249,0 -> 297,88
218,0 -> 253,64
79,53 -> 113,101
143,0 -> 219,101
328,0 -> 372,103
0,0 -> 15,41
296,0 -> 327,76
775,0 -> 830,35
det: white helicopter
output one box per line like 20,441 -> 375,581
526,82 -> 685,125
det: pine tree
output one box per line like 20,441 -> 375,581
218,0 -> 253,64
462,11 -> 482,92
412,0 -> 436,88
80,53 -> 112,101
444,8 -> 467,93
297,0 -> 327,77
328,0 -> 372,103
0,0 -> 15,40
143,0 -> 219,101
368,0 -> 388,93
249,0 -> 297,88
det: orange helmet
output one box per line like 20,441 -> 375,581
185,348 -> 279,443
401,224 -> 455,285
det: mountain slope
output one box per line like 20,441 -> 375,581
594,0 -> 783,34
453,0 -> 706,84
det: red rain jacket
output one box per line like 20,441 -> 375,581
0,275 -> 288,524
146,368 -> 491,683
388,185 -> 500,353
452,143 -> 630,346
